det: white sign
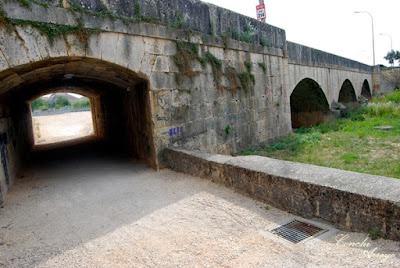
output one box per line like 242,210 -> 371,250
256,4 -> 266,21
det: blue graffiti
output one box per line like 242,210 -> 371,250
169,127 -> 183,137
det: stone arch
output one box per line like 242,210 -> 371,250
290,78 -> 330,128
361,80 -> 372,99
338,79 -> 357,105
0,56 -> 157,196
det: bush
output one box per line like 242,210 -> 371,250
384,89 -> 400,103
365,102 -> 400,117
72,99 -> 90,108
266,132 -> 321,153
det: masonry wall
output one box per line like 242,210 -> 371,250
379,69 -> 400,95
150,38 -> 291,160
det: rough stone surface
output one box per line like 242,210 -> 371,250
165,148 -> 400,241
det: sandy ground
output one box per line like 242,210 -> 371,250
32,112 -> 93,145
0,154 -> 399,267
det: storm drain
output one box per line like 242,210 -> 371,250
270,219 -> 328,244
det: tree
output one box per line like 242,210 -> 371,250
54,96 -> 71,109
384,50 -> 400,66
31,98 -> 49,111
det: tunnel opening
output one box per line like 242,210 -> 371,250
338,79 -> 358,106
0,57 -> 157,197
30,92 -> 94,146
290,78 -> 330,128
361,80 -> 372,100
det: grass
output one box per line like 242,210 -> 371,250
240,90 -> 400,179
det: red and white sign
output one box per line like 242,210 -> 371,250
256,4 -> 266,21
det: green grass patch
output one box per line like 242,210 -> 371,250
240,102 -> 400,179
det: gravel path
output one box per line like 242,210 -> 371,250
0,155 -> 399,267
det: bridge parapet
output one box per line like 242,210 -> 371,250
22,0 -> 286,50
287,41 -> 373,73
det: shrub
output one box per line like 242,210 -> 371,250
384,89 -> 400,103
365,102 -> 399,117
72,99 -> 90,108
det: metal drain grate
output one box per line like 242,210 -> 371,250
270,220 -> 328,244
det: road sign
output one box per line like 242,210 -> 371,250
256,4 -> 266,21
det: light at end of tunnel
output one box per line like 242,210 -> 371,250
64,74 -> 74,79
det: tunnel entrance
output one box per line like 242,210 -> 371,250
290,78 -> 330,128
361,80 -> 372,99
338,79 -> 357,106
0,57 -> 157,197
30,93 -> 94,145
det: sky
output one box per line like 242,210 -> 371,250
203,0 -> 400,66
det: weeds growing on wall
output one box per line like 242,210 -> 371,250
258,62 -> 266,73
237,61 -> 255,90
8,18 -> 96,46
170,10 -> 185,29
173,40 -> 224,89
173,41 -> 202,85
210,21 -> 215,36
241,22 -> 256,43
204,51 -> 223,89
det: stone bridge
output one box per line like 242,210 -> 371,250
0,0 -> 381,202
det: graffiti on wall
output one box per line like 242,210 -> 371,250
169,127 -> 183,137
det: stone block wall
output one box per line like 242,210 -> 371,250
150,37 -> 292,160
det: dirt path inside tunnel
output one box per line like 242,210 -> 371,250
0,155 -> 399,267
32,111 -> 93,145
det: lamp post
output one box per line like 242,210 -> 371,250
354,11 -> 375,66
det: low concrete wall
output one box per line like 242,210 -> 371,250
164,148 -> 400,241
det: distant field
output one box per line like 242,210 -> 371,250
241,90 -> 400,179
32,111 -> 93,145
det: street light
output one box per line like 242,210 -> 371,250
379,33 -> 393,51
354,11 -> 375,66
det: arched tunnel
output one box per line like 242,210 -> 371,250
338,79 -> 357,105
0,57 -> 156,196
290,78 -> 330,128
361,79 -> 372,100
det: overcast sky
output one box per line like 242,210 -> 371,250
203,0 -> 400,66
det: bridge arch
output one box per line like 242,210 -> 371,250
0,53 -> 157,194
361,80 -> 372,99
290,78 -> 330,128
338,79 -> 357,105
